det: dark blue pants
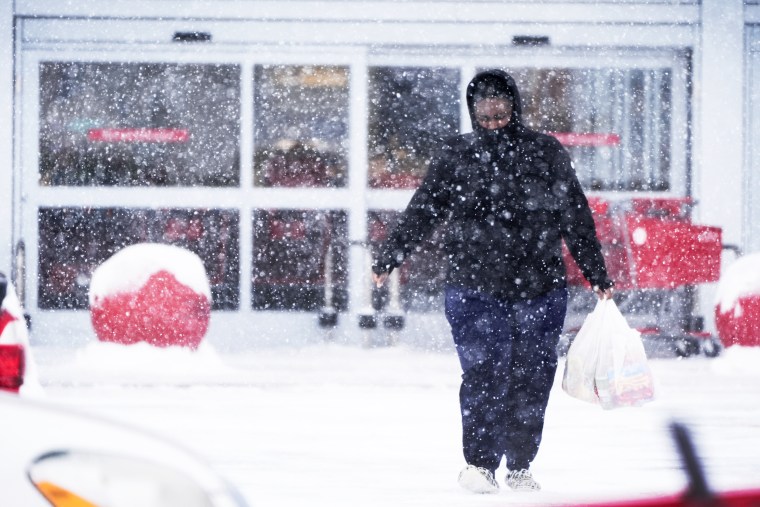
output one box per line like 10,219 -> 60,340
444,286 -> 567,473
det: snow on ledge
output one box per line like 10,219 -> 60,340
88,243 -> 211,303
715,252 -> 760,313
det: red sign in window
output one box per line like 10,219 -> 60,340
548,132 -> 621,147
88,128 -> 190,143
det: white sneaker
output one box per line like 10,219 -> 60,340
458,465 -> 499,494
505,469 -> 541,491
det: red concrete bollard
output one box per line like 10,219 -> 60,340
715,253 -> 760,347
716,295 -> 760,347
89,243 -> 211,349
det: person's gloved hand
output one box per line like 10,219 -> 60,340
371,256 -> 394,288
593,283 -> 614,300
592,277 -> 614,300
372,271 -> 389,288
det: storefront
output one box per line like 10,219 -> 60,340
0,1 -> 753,347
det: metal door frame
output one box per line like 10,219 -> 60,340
17,29 -> 691,347
18,42 -> 369,347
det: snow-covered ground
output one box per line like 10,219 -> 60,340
31,340 -> 760,507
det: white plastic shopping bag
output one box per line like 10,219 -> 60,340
561,299 -> 606,404
562,299 -> 655,409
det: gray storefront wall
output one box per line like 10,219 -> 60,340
0,0 -> 754,347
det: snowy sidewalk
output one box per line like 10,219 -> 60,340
33,343 -> 760,507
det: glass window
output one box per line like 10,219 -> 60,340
748,31 -> 760,252
39,62 -> 240,187
507,67 -> 672,191
38,208 -> 240,310
253,65 -> 349,188
252,209 -> 348,311
368,210 -> 447,312
367,67 -> 460,189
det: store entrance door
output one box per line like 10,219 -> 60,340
19,46 -> 366,348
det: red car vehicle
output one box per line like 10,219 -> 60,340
578,422 -> 760,507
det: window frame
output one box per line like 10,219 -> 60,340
17,41 -> 691,344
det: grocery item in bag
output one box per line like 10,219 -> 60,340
563,299 -> 655,409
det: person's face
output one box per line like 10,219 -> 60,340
474,97 -> 512,130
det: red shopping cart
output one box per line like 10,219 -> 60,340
562,197 -> 724,357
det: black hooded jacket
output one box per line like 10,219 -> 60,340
373,69 -> 612,301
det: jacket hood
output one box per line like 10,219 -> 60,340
466,69 -> 523,134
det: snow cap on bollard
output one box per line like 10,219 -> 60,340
89,243 -> 212,350
714,252 -> 760,347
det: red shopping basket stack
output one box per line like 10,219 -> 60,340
564,197 -> 723,357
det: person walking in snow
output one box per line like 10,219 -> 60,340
371,69 -> 613,493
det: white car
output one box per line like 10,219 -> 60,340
0,392 -> 249,506
0,272 -> 248,506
